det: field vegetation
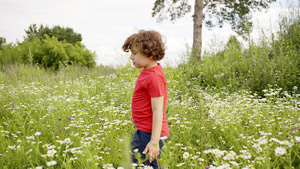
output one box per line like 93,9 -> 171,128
0,3 -> 299,169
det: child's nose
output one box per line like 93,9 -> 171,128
130,55 -> 133,60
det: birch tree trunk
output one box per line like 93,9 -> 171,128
192,0 -> 203,59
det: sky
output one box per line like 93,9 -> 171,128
0,0 -> 296,67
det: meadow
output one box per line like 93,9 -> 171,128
0,63 -> 299,169
1,3 -> 300,168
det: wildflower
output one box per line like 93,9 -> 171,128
242,165 -> 254,169
280,140 -> 293,147
275,147 -> 287,156
26,136 -> 35,140
47,145 -> 56,149
102,163 -> 114,169
199,158 -> 205,162
257,147 -> 263,152
59,128 -> 62,132
133,148 -> 139,153
143,166 -> 153,169
255,156 -> 265,161
209,110 -> 214,117
47,149 -> 57,157
26,149 -> 32,154
58,117 -> 62,121
35,131 -> 41,136
295,136 -> 300,142
160,136 -> 168,141
223,151 -> 236,160
270,138 -> 280,143
64,138 -> 72,144
205,166 -> 209,169
8,145 -> 16,150
292,127 -> 295,130
36,166 -> 42,169
258,138 -> 267,145
252,143 -> 259,148
183,152 -> 189,159
46,160 -> 57,166
176,163 -> 185,167
242,153 -> 251,159
57,140 -> 64,144
230,161 -> 239,166
68,116 -> 71,120
70,157 -> 77,161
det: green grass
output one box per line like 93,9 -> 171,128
0,2 -> 299,168
0,64 -> 299,169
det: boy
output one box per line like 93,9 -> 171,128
122,30 -> 169,168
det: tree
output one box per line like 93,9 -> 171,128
152,0 -> 277,58
226,35 -> 242,50
0,37 -> 6,50
24,24 -> 82,45
18,35 -> 96,70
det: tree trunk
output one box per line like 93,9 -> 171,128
192,0 -> 203,59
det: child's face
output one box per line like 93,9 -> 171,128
130,46 -> 156,69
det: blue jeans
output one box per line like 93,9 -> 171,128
130,130 -> 166,169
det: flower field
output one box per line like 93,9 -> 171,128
0,66 -> 299,169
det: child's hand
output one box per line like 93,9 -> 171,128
143,141 -> 160,163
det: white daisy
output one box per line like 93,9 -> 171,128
46,160 -> 57,166
34,132 -> 41,136
47,149 -> 57,157
56,140 -> 64,144
176,163 -> 185,167
183,152 -> 189,159
64,138 -> 72,144
275,147 -> 287,156
280,140 -> 293,147
257,147 -> 263,152
295,136 -> 300,142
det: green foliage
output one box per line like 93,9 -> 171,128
0,37 -> 6,50
16,35 -> 96,70
178,6 -> 300,96
180,38 -> 299,96
0,63 -> 299,168
25,24 -> 82,45
152,0 -> 191,22
0,43 -> 19,68
0,26 -> 96,71
152,0 -> 277,38
274,4 -> 300,53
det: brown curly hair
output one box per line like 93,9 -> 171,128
122,30 -> 166,61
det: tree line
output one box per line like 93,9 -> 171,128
0,24 -> 96,71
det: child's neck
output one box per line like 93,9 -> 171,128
144,61 -> 158,70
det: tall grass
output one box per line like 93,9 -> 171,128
0,63 -> 299,168
178,2 -> 299,96
0,2 -> 299,168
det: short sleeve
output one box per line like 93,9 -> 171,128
146,74 -> 165,98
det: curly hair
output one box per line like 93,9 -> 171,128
122,30 -> 166,61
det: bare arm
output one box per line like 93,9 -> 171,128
150,96 -> 164,143
143,96 -> 164,163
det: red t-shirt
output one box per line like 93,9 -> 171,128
131,63 -> 169,136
